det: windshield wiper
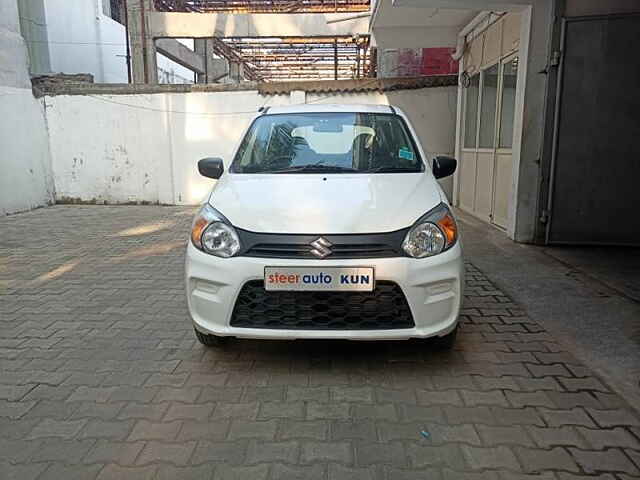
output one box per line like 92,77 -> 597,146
364,166 -> 421,173
267,165 -> 358,174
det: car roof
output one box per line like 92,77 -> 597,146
263,104 -> 396,115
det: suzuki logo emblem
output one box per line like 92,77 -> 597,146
310,237 -> 333,258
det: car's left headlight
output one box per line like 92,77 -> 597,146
402,203 -> 458,258
190,204 -> 241,258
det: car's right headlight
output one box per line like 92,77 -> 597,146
402,203 -> 458,258
191,204 -> 241,258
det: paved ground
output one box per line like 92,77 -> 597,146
1,205 -> 640,480
458,211 -> 640,411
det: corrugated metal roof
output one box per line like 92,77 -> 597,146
258,75 -> 457,95
33,75 -> 457,98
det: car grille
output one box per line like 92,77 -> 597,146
236,229 -> 408,259
230,280 -> 415,330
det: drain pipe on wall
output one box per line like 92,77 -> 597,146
452,11 -> 493,61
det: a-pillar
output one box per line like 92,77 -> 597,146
126,0 -> 157,84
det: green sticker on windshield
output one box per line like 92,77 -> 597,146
399,147 -> 415,160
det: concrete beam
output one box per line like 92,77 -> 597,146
392,0 -> 533,10
372,26 -> 460,48
147,11 -> 370,38
156,38 -> 205,74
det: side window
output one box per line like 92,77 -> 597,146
479,64 -> 499,148
499,56 -> 518,148
463,74 -> 480,148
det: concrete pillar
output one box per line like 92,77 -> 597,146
509,2 -> 554,243
126,0 -> 157,84
194,38 -> 228,83
228,61 -> 243,84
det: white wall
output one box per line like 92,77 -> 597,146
20,0 -> 129,83
44,86 -> 457,206
0,0 -> 54,215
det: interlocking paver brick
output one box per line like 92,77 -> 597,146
506,391 -> 555,408
0,399 -> 36,419
539,409 -> 597,428
461,445 -> 520,471
67,386 -> 117,403
191,440 -> 248,465
328,463 -> 377,480
443,469 -> 500,480
476,425 -> 535,447
355,442 -> 406,466
118,402 -> 168,420
281,420 -> 328,440
164,403 -> 214,421
587,409 -> 640,428
39,463 -> 103,480
213,464 -> 269,480
445,406 -> 496,425
96,464 -> 157,480
546,392 -> 603,409
569,448 -> 639,474
2,206 -> 640,479
559,377 -> 609,392
406,444 -> 466,469
246,440 -> 299,464
576,427 -> 639,449
473,376 -> 520,391
515,447 -> 579,473
31,438 -> 96,463
78,419 -> 134,440
259,401 -> 305,419
271,463 -> 325,480
416,389 -> 463,405
28,418 -> 87,439
83,440 -> 145,464
212,402 -> 259,419
154,386 -> 201,403
301,441 -> 352,464
555,474 -> 615,480
498,473 -> 557,480
526,426 -> 589,448
462,390 -> 509,406
136,440 -> 196,465
177,419 -> 229,441
127,420 -> 181,441
0,462 -> 48,480
227,419 -> 278,440
155,464 -> 215,480
307,402 -> 351,420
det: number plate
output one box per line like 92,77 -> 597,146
264,267 -> 374,292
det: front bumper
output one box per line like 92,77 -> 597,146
185,242 -> 463,340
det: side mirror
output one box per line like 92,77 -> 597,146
432,156 -> 457,179
198,157 -> 224,179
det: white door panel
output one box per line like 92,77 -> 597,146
492,152 -> 513,229
459,151 -> 477,213
474,152 -> 494,222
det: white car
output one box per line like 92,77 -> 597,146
186,104 -> 463,348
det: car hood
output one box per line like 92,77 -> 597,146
209,173 -> 443,234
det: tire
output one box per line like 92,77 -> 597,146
431,325 -> 458,350
194,328 -> 228,347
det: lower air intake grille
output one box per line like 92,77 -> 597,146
230,280 -> 415,330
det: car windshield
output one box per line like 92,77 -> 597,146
230,112 -> 423,174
